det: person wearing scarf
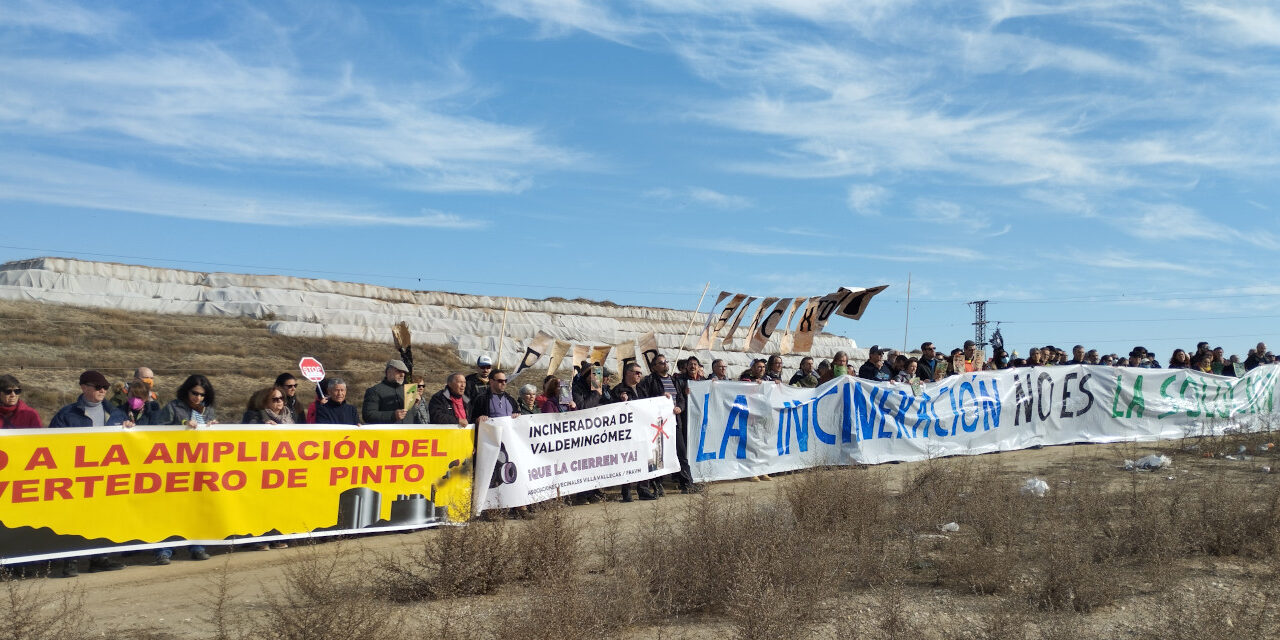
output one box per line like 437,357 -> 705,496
0,374 -> 42,428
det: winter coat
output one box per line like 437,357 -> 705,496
361,379 -> 404,424
48,398 -> 128,428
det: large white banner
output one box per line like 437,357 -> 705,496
688,365 -> 1280,482
473,397 -> 679,512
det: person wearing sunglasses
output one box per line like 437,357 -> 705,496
0,374 -> 42,428
469,369 -> 520,424
242,386 -> 296,425
47,371 -> 133,575
49,370 -> 133,428
151,374 -> 217,564
273,373 -> 307,423
153,374 -> 219,429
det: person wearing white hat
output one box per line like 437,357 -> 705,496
465,355 -> 493,399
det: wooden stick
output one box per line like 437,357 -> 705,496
903,272 -> 912,352
495,297 -> 510,370
674,282 -> 711,364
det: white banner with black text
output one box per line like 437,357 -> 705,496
473,397 -> 679,512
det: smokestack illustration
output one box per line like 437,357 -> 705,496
336,487 -> 382,529
489,442 -> 517,488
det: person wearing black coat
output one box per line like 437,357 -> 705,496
469,372 -> 518,423
314,378 -> 359,425
636,354 -> 697,493
422,373 -> 471,426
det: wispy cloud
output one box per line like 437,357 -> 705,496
696,239 -> 842,257
645,186 -> 751,209
0,0 -> 124,36
0,152 -> 486,229
1118,203 -> 1280,249
0,20 -> 579,194
1190,2 -> 1280,47
847,184 -> 888,216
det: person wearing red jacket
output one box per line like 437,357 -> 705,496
0,374 -> 42,428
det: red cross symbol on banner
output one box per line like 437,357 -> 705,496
650,417 -> 670,443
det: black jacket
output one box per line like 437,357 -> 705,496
464,373 -> 488,400
610,383 -> 639,403
314,400 -> 359,425
858,362 -> 893,382
362,379 -> 404,424
638,373 -> 688,424
428,388 -> 471,425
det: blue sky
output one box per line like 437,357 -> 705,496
2,0 -> 1279,360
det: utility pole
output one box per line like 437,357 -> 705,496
968,300 -> 989,348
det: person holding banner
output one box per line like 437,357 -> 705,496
538,377 -> 576,414
314,378 -> 359,426
708,359 -> 729,381
153,375 -> 219,428
763,355 -> 785,382
242,387 -> 296,425
471,370 -> 519,423
120,378 -> 160,425
609,364 -> 657,502
831,351 -> 850,378
49,370 -> 133,428
516,384 -> 541,415
638,354 -> 696,493
423,373 -> 471,426
857,347 -> 892,382
0,374 -> 42,428
274,373 -> 307,423
788,357 -> 816,386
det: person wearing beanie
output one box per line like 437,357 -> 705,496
48,370 -> 132,428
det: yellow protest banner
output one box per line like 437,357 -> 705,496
0,424 -> 473,563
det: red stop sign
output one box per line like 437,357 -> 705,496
298,356 -> 326,382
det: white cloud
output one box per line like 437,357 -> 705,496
1070,251 -> 1208,275
1120,203 -> 1280,249
688,187 -> 752,209
0,40 -> 579,194
1190,2 -> 1280,47
0,152 -> 486,229
0,0 -> 124,36
847,184 -> 888,215
645,186 -> 751,209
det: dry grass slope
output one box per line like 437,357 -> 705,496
0,299 -> 468,418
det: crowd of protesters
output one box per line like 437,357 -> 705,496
2,338 -> 1275,577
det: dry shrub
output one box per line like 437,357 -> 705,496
1101,476 -> 1187,562
0,576 -> 93,640
783,468 -> 903,586
1182,475 -> 1280,558
637,491 -> 840,637
252,547 -> 405,640
379,520 -> 510,601
495,573 -> 646,640
1137,581 -> 1278,640
936,543 -> 1018,596
508,502 -> 582,582
1019,527 -> 1122,613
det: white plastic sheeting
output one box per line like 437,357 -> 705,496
0,257 -> 863,372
